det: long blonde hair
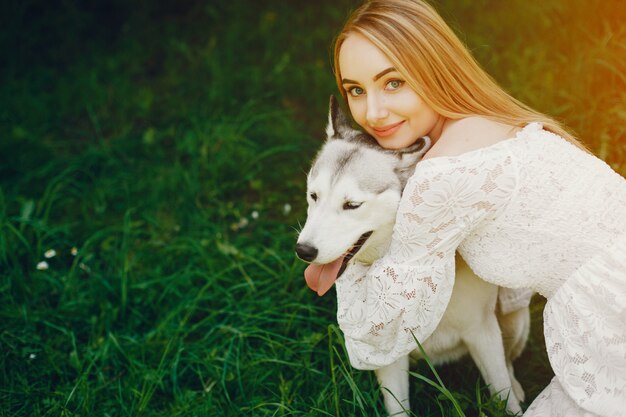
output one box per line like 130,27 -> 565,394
333,0 -> 587,150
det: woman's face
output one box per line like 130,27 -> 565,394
338,33 -> 445,149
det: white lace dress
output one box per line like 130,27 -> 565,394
335,123 -> 626,416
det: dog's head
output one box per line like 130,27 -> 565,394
295,96 -> 430,296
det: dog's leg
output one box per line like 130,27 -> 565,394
375,355 -> 410,416
498,306 -> 530,403
462,314 -> 522,414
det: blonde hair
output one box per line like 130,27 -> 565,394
333,0 -> 587,150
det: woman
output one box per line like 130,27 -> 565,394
330,0 -> 626,415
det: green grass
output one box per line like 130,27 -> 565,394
0,0 -> 623,416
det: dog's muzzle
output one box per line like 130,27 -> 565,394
295,243 -> 318,262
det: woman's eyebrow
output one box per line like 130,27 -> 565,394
341,67 -> 397,85
373,67 -> 396,81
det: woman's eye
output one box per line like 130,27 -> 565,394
386,79 -> 404,90
343,201 -> 363,210
348,87 -> 364,97
309,192 -> 318,202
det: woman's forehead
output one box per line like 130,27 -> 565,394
339,33 -> 396,81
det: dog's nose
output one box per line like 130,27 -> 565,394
295,243 -> 318,262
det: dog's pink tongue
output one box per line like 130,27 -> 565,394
304,257 -> 344,296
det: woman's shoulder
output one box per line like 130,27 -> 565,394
423,116 -> 521,160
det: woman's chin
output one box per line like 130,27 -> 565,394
374,136 -> 419,150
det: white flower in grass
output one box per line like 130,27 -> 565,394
283,203 -> 291,215
29,353 -> 36,360
44,249 -> 56,258
251,210 -> 259,220
70,247 -> 78,256
36,261 -> 49,270
230,217 -> 249,231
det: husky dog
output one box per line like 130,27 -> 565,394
295,97 -> 530,416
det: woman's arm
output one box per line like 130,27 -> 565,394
336,149 -> 518,369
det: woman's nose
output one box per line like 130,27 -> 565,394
366,93 -> 389,124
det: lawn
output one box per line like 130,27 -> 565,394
1,0 -> 624,416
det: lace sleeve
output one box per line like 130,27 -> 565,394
335,150 -> 518,370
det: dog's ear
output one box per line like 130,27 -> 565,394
393,136 -> 432,188
326,95 -> 352,139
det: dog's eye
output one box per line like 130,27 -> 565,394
309,192 -> 318,202
343,201 -> 362,210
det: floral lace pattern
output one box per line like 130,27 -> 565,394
524,377 -> 596,417
335,123 -> 626,414
538,235 -> 626,417
336,142 -> 518,369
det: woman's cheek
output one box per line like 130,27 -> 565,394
348,100 -> 367,130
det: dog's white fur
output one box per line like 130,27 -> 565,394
296,98 -> 529,416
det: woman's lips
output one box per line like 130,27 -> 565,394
371,120 -> 405,137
